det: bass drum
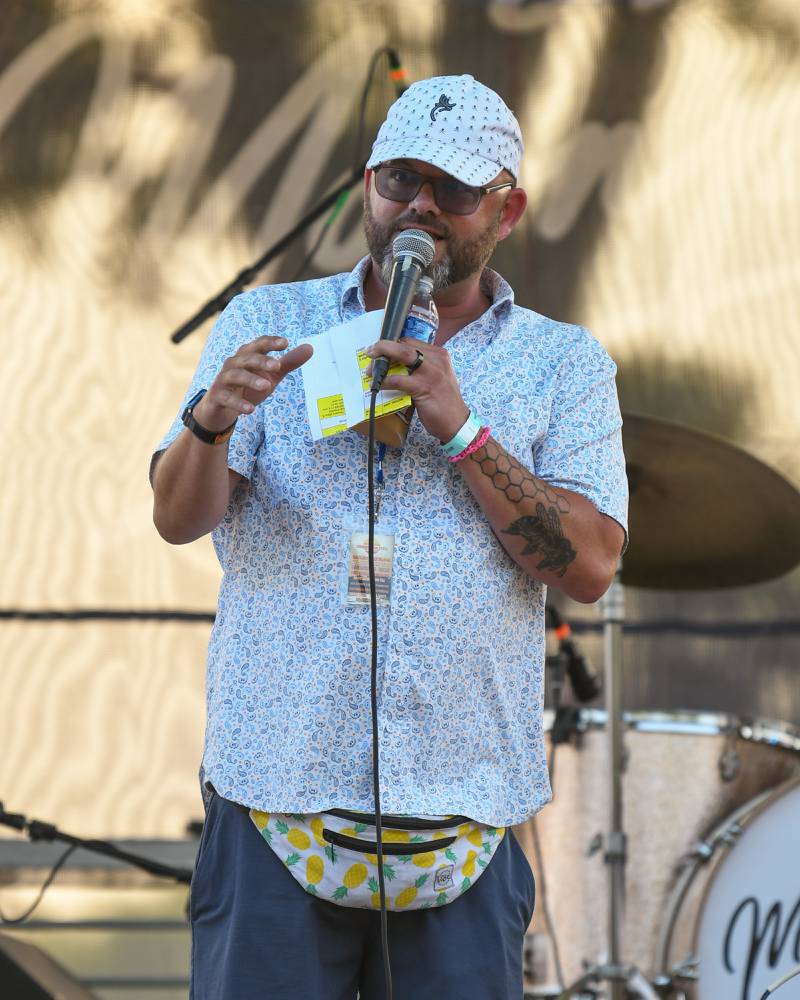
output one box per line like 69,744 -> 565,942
513,711 -> 800,994
657,777 -> 800,999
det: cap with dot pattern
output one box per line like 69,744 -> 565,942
367,74 -> 523,187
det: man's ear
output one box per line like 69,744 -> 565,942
363,168 -> 374,202
497,187 -> 528,242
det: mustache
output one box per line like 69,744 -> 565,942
390,216 -> 450,240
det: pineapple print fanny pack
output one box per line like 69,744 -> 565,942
248,807 -> 505,910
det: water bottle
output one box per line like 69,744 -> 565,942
355,276 -> 439,448
402,275 -> 438,345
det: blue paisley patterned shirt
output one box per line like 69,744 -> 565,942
156,257 -> 628,827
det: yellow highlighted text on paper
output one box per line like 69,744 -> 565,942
356,349 -> 411,418
317,393 -> 348,437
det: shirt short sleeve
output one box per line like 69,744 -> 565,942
534,330 -> 629,538
151,293 -> 270,482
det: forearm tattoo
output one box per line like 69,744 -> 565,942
470,438 -> 577,577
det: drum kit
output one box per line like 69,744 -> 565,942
519,413 -> 800,1000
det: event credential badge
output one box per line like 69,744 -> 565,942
345,528 -> 395,607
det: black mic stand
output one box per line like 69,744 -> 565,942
169,163 -> 365,344
0,803 -> 192,885
168,44 -> 411,344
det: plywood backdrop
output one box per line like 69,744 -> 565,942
1,0 -> 799,837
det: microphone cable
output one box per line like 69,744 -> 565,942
367,388 -> 394,1000
0,844 -> 77,925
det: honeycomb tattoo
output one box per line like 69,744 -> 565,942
469,438 -> 577,577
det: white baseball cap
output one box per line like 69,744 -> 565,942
367,74 -> 523,186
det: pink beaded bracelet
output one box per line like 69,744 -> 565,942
449,425 -> 491,463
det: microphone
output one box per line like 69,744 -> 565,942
386,49 -> 410,97
370,229 -> 436,392
547,606 -> 601,703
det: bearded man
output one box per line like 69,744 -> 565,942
151,74 -> 627,1000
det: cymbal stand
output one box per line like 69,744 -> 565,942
557,568 -> 656,1000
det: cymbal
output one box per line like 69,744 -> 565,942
621,413 -> 800,590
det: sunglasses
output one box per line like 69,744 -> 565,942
373,164 -> 514,216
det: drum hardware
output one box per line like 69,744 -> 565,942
551,415 -> 800,1000
656,802 -> 761,976
684,840 -> 714,863
760,963 -> 800,999
651,977 -> 683,1000
530,608 -> 612,996
551,706 -> 583,745
677,819 -> 743,872
525,932 -> 554,988
718,744 -> 741,782
530,623 -> 579,992
558,962 -> 659,1000
545,641 -> 583,749
546,608 -> 597,747
546,606 -> 602,704
526,417 -> 800,999
652,968 -> 694,1000
654,960 -> 698,987
522,712 -> 800,998
556,570 -> 653,1000
525,991 -> 595,1000
587,832 -> 603,859
717,822 -> 743,848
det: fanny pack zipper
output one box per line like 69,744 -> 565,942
323,828 -> 456,855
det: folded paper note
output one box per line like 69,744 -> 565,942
299,311 -> 413,441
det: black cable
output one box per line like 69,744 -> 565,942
0,844 -> 77,924
291,45 -> 398,284
367,389 -> 393,999
525,650 -> 567,992
0,609 -> 215,622
5,608 -> 800,637
352,46 -> 396,173
527,817 -> 565,990
289,210 -> 340,283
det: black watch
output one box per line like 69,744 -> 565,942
181,389 -> 237,445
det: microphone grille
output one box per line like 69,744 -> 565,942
392,229 -> 436,268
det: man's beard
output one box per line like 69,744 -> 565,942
363,200 -> 503,291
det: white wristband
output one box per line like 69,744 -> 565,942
441,409 -> 482,457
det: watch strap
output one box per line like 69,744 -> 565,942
181,389 -> 237,446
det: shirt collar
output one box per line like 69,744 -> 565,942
340,256 -> 372,317
480,267 -> 515,318
339,256 -> 516,323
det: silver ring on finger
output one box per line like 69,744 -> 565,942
407,349 -> 424,374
